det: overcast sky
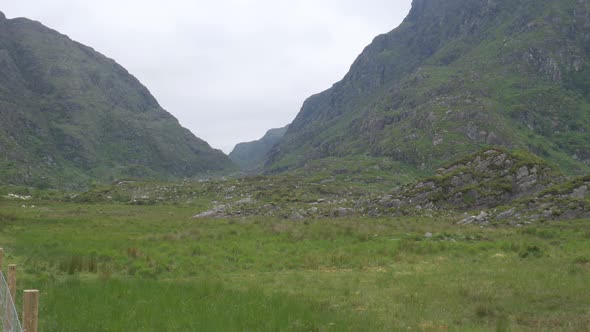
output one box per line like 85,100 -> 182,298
3,1 -> 412,153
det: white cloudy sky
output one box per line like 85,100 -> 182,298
3,1 -> 412,153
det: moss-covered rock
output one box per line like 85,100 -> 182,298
373,148 -> 564,213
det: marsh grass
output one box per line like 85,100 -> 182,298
2,200 -> 590,331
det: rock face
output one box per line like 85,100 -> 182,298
230,126 -> 288,172
0,15 -> 234,188
265,0 -> 590,176
373,148 -> 564,212
455,175 -> 589,225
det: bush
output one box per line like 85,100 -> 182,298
519,245 -> 543,259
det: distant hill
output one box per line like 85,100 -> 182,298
265,0 -> 590,177
230,126 -> 288,171
0,11 -> 234,188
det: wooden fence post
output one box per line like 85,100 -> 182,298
23,290 -> 39,332
7,264 -> 16,302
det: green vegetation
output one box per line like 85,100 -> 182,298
0,14 -> 234,189
230,126 -> 289,171
266,0 -> 590,177
1,199 -> 590,331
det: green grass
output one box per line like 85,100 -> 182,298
1,200 -> 590,331
36,278 -> 378,331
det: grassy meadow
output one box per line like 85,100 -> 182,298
0,199 -> 589,331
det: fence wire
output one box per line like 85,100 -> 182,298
0,272 -> 22,332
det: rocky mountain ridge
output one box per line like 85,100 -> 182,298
264,0 -> 590,177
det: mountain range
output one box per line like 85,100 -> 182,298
2,0 -> 590,190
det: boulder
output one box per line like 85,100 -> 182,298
334,207 -> 354,217
571,185 -> 587,199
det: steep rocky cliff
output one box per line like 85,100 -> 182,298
266,0 -> 590,176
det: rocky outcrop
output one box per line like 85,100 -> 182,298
193,148 -> 581,222
373,149 -> 564,213
461,175 -> 589,225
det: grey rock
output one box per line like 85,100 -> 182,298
335,207 -> 354,217
290,213 -> 305,221
458,215 -> 477,225
384,199 -> 403,209
378,195 -> 394,204
235,197 -> 254,205
516,166 -> 529,180
541,210 -> 554,219
458,211 -> 489,225
571,185 -> 587,199
192,204 -> 227,219
496,208 -> 517,220
193,210 -> 218,219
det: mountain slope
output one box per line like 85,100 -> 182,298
229,125 -> 288,171
0,12 -> 234,188
266,0 -> 590,176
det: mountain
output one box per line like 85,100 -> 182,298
265,0 -> 590,177
0,11 -> 234,188
229,125 -> 288,171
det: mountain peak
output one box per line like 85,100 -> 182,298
0,11 -> 6,20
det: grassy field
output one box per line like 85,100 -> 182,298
1,199 -> 589,331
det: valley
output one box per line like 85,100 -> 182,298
0,0 -> 589,330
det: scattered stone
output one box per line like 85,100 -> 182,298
235,197 -> 254,205
496,208 -> 517,220
334,207 -> 354,217
4,194 -> 32,200
193,210 -> 217,218
193,204 -> 227,219
290,213 -> 305,221
458,211 -> 489,225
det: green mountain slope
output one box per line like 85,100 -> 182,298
229,125 -> 288,171
266,0 -> 590,176
0,12 -> 234,188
